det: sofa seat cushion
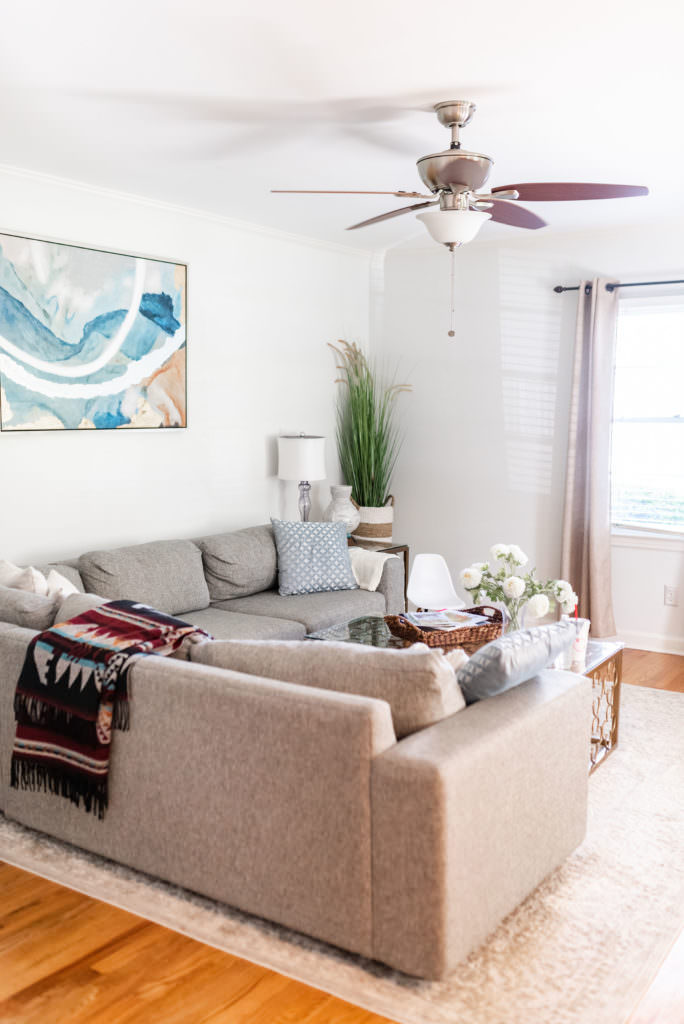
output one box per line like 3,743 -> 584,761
191,639 -> 464,738
197,525 -> 277,601
179,607 -> 306,641
79,540 -> 210,616
213,588 -> 386,632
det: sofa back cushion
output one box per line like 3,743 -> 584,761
456,620 -> 576,704
0,584 -> 58,631
190,639 -> 465,738
198,526 -> 277,601
79,540 -> 210,616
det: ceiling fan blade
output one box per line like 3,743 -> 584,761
481,199 -> 547,230
347,200 -> 439,230
272,189 -> 433,198
491,182 -> 649,201
344,123 -> 421,156
75,88 -> 495,125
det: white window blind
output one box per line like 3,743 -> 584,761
611,296 -> 684,533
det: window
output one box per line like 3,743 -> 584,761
611,297 -> 684,533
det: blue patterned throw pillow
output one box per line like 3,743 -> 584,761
456,621 -> 576,705
271,519 -> 359,597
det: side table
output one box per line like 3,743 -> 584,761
349,540 -> 409,607
582,640 -> 624,772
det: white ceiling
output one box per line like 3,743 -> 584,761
1,0 -> 682,250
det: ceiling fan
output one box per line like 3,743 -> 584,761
273,100 -> 649,248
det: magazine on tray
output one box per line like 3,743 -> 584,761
400,609 -> 491,632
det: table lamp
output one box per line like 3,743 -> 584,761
277,434 -> 326,521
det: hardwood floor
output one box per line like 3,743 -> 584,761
628,927 -> 684,1024
622,647 -> 684,691
0,861 -> 390,1023
0,648 -> 682,1024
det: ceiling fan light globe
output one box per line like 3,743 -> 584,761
416,209 -> 491,246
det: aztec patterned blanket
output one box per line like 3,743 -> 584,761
11,600 -> 209,818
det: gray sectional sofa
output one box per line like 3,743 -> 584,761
34,523 -> 406,638
0,525 -> 593,979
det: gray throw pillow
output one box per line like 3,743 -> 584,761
53,593 -> 197,661
55,592 -> 108,624
0,584 -> 58,631
198,526 -> 277,600
271,519 -> 358,597
456,620 -> 576,705
191,639 -> 465,738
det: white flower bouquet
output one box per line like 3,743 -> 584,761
460,544 -> 578,632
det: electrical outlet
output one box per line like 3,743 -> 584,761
664,585 -> 680,607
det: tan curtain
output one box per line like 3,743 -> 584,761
561,277 -> 619,637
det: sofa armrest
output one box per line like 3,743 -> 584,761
377,554 -> 405,614
0,624 -> 39,809
371,670 -> 592,978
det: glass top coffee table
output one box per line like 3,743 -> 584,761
306,615 -> 410,649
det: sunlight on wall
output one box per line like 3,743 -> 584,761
498,249 -> 563,494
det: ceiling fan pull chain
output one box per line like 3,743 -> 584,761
448,244 -> 457,338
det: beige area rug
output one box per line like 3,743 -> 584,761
1,684 -> 683,1024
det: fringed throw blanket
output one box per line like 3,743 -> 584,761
11,600 -> 209,818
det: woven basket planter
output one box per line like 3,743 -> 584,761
350,496 -> 394,544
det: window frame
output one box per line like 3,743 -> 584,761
610,293 -> 684,539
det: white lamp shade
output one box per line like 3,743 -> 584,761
407,553 -> 465,610
277,435 -> 326,481
416,209 -> 491,246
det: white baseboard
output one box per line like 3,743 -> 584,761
618,630 -> 684,656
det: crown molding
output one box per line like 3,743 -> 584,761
0,162 -> 372,259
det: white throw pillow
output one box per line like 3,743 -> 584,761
191,639 -> 465,738
0,560 -> 49,596
46,569 -> 79,600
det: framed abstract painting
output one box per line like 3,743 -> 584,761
0,232 -> 187,431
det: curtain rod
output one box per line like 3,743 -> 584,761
554,278 -> 684,294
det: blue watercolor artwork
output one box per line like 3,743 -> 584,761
0,232 -> 187,430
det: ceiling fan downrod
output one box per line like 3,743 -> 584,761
448,244 -> 457,337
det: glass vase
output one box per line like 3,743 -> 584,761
504,607 -> 521,634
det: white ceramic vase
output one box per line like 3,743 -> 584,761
323,484 -> 361,536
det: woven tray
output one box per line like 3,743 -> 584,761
385,606 -> 503,654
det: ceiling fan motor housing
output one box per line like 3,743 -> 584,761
417,149 -> 493,194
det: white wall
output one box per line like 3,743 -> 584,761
376,219 -> 684,653
2,166 -> 681,653
0,167 -> 371,564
